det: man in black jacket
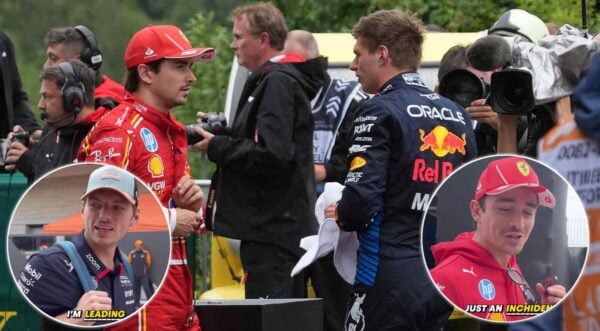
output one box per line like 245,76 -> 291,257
194,2 -> 323,299
0,29 -> 41,146
5,60 -> 96,183
4,26 -> 124,183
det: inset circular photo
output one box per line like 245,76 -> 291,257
7,163 -> 171,328
421,154 -> 589,323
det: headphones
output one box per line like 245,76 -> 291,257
74,25 -> 103,71
58,62 -> 87,114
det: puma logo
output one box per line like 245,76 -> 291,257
462,266 -> 477,277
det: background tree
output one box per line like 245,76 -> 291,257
0,0 -> 598,180
273,0 -> 371,32
0,0 -> 150,123
516,0 -> 594,30
177,12 -> 234,179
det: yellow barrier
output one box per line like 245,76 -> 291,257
0,311 -> 17,330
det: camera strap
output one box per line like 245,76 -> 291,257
204,168 -> 219,231
517,112 -> 533,153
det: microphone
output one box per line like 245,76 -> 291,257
40,112 -> 76,128
467,35 -> 513,72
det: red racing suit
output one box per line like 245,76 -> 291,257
78,93 -> 200,330
430,232 -> 529,322
95,74 -> 125,103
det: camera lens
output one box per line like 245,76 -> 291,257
186,124 -> 204,145
438,69 -> 487,108
489,69 -> 535,114
504,86 -> 527,106
14,132 -> 29,146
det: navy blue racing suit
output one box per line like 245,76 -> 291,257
337,72 -> 477,330
17,231 -> 135,323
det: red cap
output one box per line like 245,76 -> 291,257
475,156 -> 555,208
125,25 -> 215,69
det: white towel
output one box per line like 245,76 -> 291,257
291,182 -> 358,284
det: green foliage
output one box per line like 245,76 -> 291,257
2,0 -> 598,180
172,12 -> 234,179
273,0 -> 371,32
172,0 -> 243,26
1,0 -> 151,121
426,0 -> 509,32
516,0 -> 598,31
368,0 -> 430,18
137,0 -> 173,19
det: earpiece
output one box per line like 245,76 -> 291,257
58,62 -> 86,114
74,25 -> 103,71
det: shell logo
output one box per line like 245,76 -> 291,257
487,312 -> 506,321
148,154 -> 164,178
349,156 -> 366,171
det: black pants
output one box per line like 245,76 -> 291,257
133,274 -> 154,307
310,252 -> 351,331
240,241 -> 305,299
344,256 -> 452,331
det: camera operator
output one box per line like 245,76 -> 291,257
1,29 -> 42,164
437,44 -> 540,157
4,60 -> 96,183
438,45 -> 500,156
466,8 -> 597,156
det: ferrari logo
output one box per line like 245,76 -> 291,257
179,30 -> 190,43
516,160 -> 530,176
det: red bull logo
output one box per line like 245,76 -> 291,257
419,126 -> 466,157
412,158 -> 453,184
